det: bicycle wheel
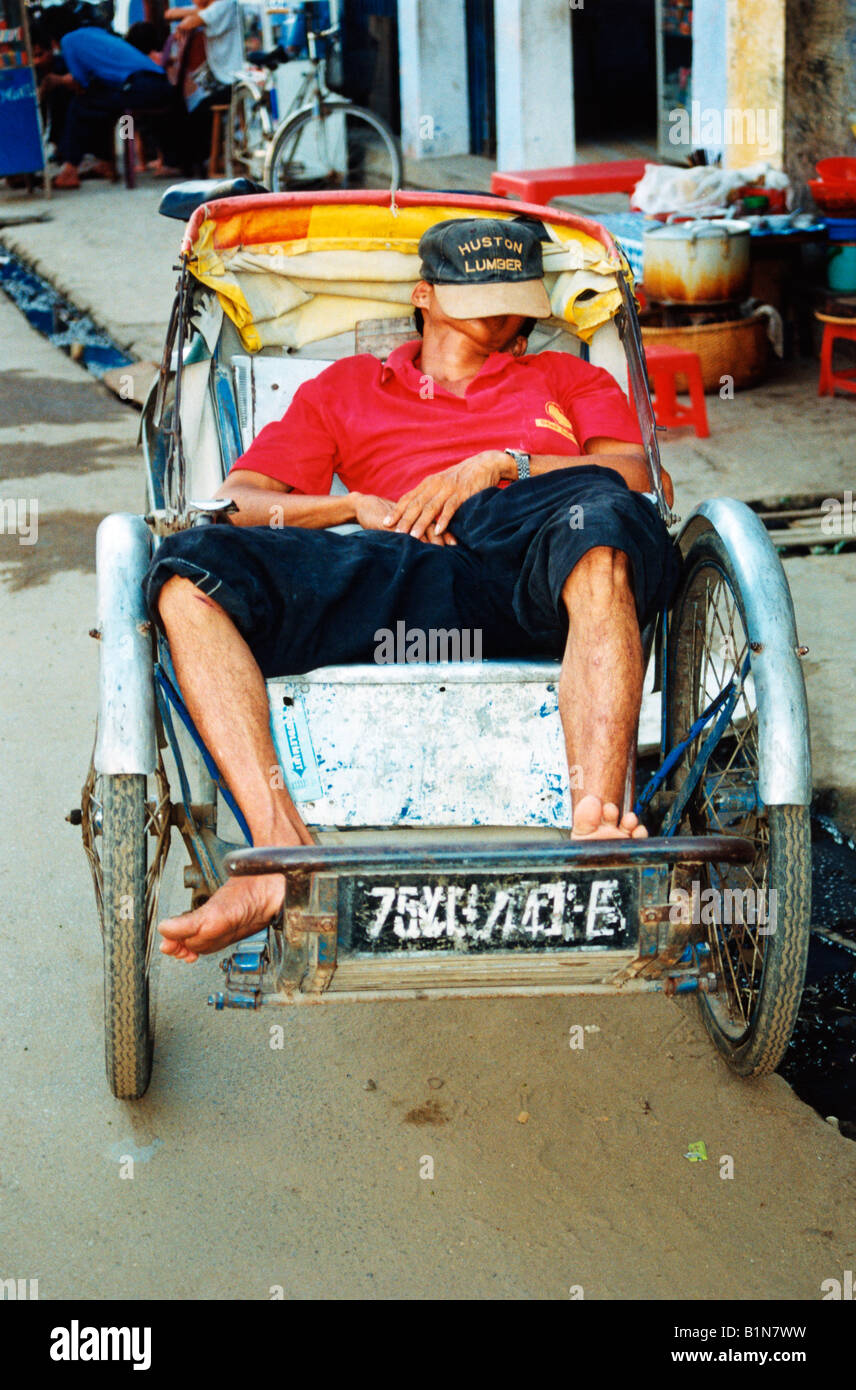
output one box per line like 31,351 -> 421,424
81,752 -> 171,1099
266,101 -> 403,192
228,77 -> 270,181
666,530 -> 811,1076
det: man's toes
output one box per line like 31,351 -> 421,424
158,907 -> 210,956
602,802 -> 621,826
157,873 -> 285,961
572,794 -> 603,835
622,811 -> 649,838
160,937 -> 197,961
159,917 -> 197,943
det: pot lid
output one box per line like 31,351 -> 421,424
644,219 -> 752,240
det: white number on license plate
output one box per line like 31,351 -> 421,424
348,872 -> 636,951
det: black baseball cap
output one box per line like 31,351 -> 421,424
417,217 -> 552,320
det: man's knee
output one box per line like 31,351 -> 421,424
561,546 -> 632,614
156,574 -> 225,629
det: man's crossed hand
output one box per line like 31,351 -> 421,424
353,441 -> 673,546
221,443 -> 669,541
354,450 -> 506,547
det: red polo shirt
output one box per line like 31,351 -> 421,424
231,340 -> 642,500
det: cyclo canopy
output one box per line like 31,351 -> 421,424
179,190 -> 635,354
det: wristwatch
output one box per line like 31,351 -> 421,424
504,448 -> 531,482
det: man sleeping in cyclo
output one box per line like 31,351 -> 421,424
143,216 -> 678,962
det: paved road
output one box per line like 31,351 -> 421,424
1,295 -> 854,1301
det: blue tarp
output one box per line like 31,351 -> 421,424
0,19 -> 45,177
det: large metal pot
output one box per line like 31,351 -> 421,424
643,219 -> 751,303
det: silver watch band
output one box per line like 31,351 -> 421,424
504,448 -> 531,482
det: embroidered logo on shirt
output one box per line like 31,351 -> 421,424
535,400 -> 578,444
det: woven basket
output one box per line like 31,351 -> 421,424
641,315 -> 769,392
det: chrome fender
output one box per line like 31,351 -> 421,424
94,514 -> 157,775
673,498 -> 811,806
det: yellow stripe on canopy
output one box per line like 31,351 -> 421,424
187,200 -> 630,351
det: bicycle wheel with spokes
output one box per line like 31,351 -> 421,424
228,77 -> 270,181
666,530 -> 811,1076
266,101 -> 403,192
81,749 -> 172,1099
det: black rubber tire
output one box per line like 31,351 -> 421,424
667,531 -> 811,1077
698,803 -> 810,1076
267,102 -> 404,192
101,773 -> 153,1099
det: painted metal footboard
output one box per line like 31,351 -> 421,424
266,661 -> 663,830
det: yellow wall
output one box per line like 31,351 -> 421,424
725,0 -> 786,168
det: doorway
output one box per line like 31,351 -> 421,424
342,0 -> 401,134
466,0 -> 496,157
572,0 -> 657,151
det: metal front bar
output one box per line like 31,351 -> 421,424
224,835 -> 755,878
261,978 -> 714,1005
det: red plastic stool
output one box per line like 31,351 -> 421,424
817,312 -> 856,396
644,343 -> 710,439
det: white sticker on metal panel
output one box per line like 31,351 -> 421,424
270,693 -> 323,803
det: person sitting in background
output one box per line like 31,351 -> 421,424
124,21 -> 183,175
47,10 -> 175,189
30,20 -> 74,163
163,0 -> 243,170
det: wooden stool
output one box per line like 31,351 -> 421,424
644,343 -> 710,438
816,311 -> 856,396
208,104 -> 229,177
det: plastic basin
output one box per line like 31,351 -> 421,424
816,157 -> 856,181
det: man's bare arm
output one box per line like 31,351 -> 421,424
493,440 -> 672,504
215,469 -> 395,531
578,437 -> 674,507
387,442 -> 674,541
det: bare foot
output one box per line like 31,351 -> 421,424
159,872 -> 285,963
571,794 -> 649,840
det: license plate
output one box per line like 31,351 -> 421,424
346,870 -> 638,953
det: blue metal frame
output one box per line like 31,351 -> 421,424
635,652 -> 753,833
659,653 -> 752,837
156,640 -> 253,847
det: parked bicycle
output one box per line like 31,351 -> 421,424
227,2 -> 403,193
